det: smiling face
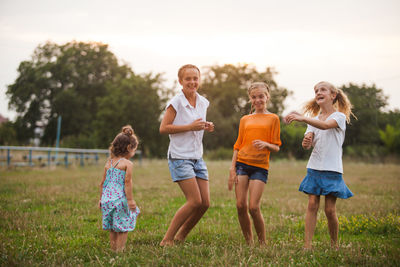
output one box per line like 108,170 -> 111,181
314,82 -> 337,106
179,67 -> 200,94
249,87 -> 269,113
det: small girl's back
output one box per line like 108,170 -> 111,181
101,158 -> 139,232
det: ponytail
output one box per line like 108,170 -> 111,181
335,89 -> 357,123
303,81 -> 356,123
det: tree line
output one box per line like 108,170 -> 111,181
1,41 -> 399,159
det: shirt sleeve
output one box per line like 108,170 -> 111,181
233,117 -> 245,150
331,112 -> 346,131
271,116 -> 282,146
166,95 -> 179,112
305,124 -> 314,135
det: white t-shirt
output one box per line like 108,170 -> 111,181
166,91 -> 209,159
306,112 -> 346,173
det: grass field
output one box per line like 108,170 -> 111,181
0,159 -> 399,266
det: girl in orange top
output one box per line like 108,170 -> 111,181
228,82 -> 281,245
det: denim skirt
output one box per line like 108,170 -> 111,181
299,168 -> 354,199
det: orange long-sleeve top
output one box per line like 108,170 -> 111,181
233,113 -> 282,170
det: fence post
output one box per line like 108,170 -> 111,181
7,149 -> 11,168
80,152 -> 84,166
29,150 -> 33,166
65,152 -> 69,167
47,151 -> 51,167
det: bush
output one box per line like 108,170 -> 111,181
204,147 -> 233,160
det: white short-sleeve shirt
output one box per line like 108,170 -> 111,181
166,91 -> 209,159
305,112 -> 346,173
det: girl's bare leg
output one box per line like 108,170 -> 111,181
235,175 -> 253,245
325,195 -> 339,249
175,178 -> 210,242
115,232 -> 128,252
110,230 -> 118,251
304,194 -> 320,249
248,179 -> 266,245
160,178 -> 202,246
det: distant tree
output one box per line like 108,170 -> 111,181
6,41 -> 130,145
379,123 -> 400,154
6,41 -> 166,154
200,64 -> 291,150
93,72 -> 168,157
340,83 -> 388,146
0,121 -> 17,145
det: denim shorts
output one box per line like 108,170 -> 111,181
236,161 -> 268,183
168,158 -> 209,182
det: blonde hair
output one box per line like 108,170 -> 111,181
247,82 -> 270,114
303,81 -> 356,123
109,125 -> 139,157
178,64 -> 200,80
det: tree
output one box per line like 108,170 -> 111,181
340,83 -> 388,147
199,64 -> 291,150
6,41 -> 129,145
379,123 -> 400,154
93,72 -> 168,157
0,121 -> 17,145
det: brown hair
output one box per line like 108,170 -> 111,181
109,125 -> 139,157
303,81 -> 356,123
247,82 -> 270,114
178,64 -> 200,81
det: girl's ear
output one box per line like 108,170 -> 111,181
331,91 -> 337,101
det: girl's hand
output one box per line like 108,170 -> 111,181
252,140 -> 267,150
128,200 -> 137,211
228,167 -> 237,191
284,111 -> 303,124
205,121 -> 215,132
302,132 -> 314,149
190,119 -> 207,131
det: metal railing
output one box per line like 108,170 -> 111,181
0,146 -> 142,168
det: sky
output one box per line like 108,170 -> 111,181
1,0 -> 400,120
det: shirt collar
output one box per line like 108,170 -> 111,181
179,90 -> 199,108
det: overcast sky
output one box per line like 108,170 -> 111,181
1,0 -> 399,120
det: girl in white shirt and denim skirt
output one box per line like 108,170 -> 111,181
284,81 -> 355,250
159,64 -> 214,246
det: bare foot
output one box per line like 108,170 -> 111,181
331,244 -> 339,251
160,240 -> 174,247
173,238 -> 185,244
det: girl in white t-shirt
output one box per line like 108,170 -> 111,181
159,64 -> 214,246
284,81 -> 355,250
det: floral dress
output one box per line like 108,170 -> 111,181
101,158 -> 139,232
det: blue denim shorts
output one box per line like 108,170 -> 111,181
236,161 -> 268,183
168,158 -> 209,182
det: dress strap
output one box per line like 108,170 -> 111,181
112,158 -> 123,168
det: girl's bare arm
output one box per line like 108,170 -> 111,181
228,150 -> 239,191
159,105 -> 206,134
124,161 -> 137,210
98,167 -> 107,208
285,111 -> 338,130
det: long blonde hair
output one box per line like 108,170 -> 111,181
247,82 -> 270,114
303,81 -> 356,123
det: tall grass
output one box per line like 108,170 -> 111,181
0,160 -> 399,266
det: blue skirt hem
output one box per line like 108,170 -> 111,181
299,169 -> 354,199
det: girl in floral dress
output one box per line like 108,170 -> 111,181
99,125 -> 140,252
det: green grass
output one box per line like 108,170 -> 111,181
0,160 -> 399,266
